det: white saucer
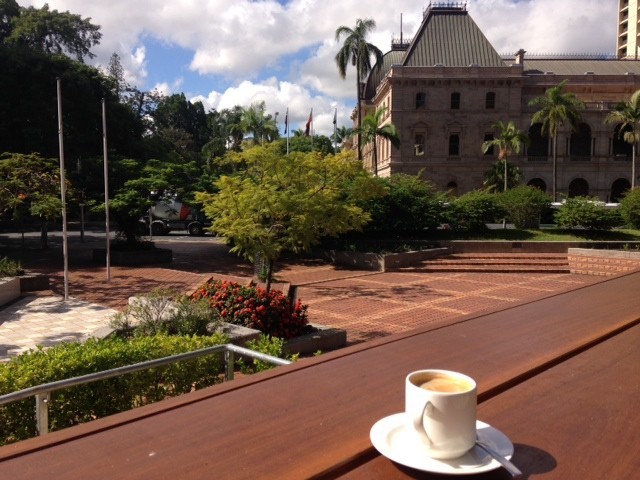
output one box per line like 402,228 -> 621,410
370,413 -> 514,475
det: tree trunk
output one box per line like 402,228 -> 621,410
356,65 -> 362,161
633,142 -> 637,189
40,220 -> 49,250
552,133 -> 558,202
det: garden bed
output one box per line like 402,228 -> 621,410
0,277 -> 20,307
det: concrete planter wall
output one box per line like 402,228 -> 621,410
0,277 -> 21,307
439,240 -> 640,254
327,248 -> 449,272
92,247 -> 172,266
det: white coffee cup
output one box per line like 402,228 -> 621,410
405,369 -> 477,459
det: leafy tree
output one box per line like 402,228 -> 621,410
0,0 -> 19,42
604,89 -> 640,189
0,152 -> 67,248
497,185 -> 552,229
481,120 -> 529,192
106,51 -> 126,99
354,106 -> 400,175
196,145 -> 383,290
276,133 -> 334,156
529,80 -> 584,201
4,3 -> 101,62
335,18 -> 383,160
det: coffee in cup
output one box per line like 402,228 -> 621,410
405,369 -> 477,459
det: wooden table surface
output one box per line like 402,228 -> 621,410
1,271 -> 640,479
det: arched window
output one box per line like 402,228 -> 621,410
610,178 -> 631,202
528,124 -> 549,160
450,92 -> 460,110
527,178 -> 547,192
570,123 -> 592,160
446,181 -> 458,196
485,92 -> 495,109
483,134 -> 494,155
612,124 -> 633,158
568,178 -> 589,197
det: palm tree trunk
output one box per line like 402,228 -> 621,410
552,133 -> 558,202
373,141 -> 378,175
503,158 -> 508,192
356,65 -> 362,161
633,142 -> 637,189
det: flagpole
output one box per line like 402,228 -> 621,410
102,99 -> 111,282
56,78 -> 69,301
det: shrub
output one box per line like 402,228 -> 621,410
497,186 -> 552,229
618,187 -> 640,229
191,280 -> 309,339
237,335 -> 299,374
554,197 -> 623,231
110,288 -> 222,338
445,190 -> 504,232
358,174 -> 447,233
0,256 -> 24,277
0,334 -> 227,445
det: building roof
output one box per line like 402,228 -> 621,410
363,4 -> 506,100
402,5 -> 505,68
516,58 -> 640,75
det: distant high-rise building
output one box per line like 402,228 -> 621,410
618,0 -> 639,59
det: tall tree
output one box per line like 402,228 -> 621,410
354,107 -> 400,175
335,18 -> 383,160
106,51 -> 126,99
529,80 -> 584,201
481,120 -> 529,192
196,145 -> 383,291
5,3 -> 101,62
604,88 -> 640,189
0,0 -> 19,42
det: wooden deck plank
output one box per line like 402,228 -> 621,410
1,272 -> 640,479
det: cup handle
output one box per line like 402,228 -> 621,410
412,400 -> 433,446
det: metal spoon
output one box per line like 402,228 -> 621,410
475,439 -> 522,478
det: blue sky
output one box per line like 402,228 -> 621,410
24,0 -> 618,135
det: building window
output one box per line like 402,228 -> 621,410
483,134 -> 494,155
416,92 -> 426,109
450,92 -> 460,110
485,92 -> 495,109
449,134 -> 460,156
414,133 -> 425,156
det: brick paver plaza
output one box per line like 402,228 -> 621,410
1,233 -> 601,359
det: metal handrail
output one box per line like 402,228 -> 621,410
0,343 -> 291,436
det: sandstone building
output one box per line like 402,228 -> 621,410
362,2 -> 640,201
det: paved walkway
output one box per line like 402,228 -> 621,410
0,231 -> 602,361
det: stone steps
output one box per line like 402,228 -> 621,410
399,253 -> 571,274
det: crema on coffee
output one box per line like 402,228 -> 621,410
419,376 -> 471,393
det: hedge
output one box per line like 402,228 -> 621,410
0,334 -> 227,445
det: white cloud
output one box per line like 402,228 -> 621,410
21,0 -> 620,135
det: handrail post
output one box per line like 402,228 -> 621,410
35,392 -> 50,436
225,350 -> 234,381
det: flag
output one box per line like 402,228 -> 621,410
305,109 -> 313,136
284,108 -> 288,134
333,108 -> 337,125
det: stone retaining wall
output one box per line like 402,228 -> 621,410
567,248 -> 640,276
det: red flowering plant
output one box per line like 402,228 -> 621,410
191,280 -> 309,339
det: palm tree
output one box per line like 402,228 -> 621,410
355,107 -> 400,175
529,80 -> 584,201
481,120 -> 529,192
332,125 -> 354,150
335,18 -> 383,160
604,88 -> 640,189
482,161 -> 523,193
241,101 -> 278,145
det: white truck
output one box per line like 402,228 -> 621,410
148,199 -> 209,236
